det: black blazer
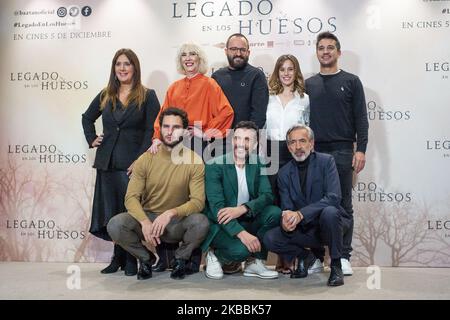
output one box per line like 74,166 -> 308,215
82,89 -> 160,171
278,152 -> 347,227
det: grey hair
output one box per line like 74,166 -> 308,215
176,43 -> 208,75
286,124 -> 315,141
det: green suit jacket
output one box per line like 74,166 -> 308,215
201,152 -> 274,251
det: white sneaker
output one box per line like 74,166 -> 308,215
308,258 -> 324,274
205,250 -> 223,280
243,259 -> 278,279
341,258 -> 353,276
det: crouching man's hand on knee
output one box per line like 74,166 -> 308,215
141,219 -> 160,247
281,210 -> 303,232
151,209 -> 177,238
237,230 -> 261,253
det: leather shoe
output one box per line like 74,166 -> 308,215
290,258 -> 308,279
170,259 -> 187,280
152,243 -> 175,272
327,265 -> 344,286
152,258 -> 168,272
137,253 -> 156,280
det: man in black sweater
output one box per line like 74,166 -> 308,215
212,33 -> 268,130
305,31 -> 369,275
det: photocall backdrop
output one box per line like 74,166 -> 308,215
1,0 -> 449,267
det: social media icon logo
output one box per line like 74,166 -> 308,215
57,7 -> 67,18
69,6 -> 80,17
81,6 -> 92,17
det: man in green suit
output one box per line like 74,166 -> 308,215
201,121 -> 281,280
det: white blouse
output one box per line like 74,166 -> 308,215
265,92 -> 310,141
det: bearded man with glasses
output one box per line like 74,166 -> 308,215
212,33 -> 269,131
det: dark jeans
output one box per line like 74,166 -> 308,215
318,148 -> 354,260
107,212 -> 209,261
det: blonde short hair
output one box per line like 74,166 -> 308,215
176,43 -> 208,75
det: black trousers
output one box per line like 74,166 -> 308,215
316,148 -> 354,260
263,206 -> 344,261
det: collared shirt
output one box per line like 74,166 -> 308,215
265,92 -> 310,141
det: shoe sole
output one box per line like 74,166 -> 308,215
327,281 -> 344,287
343,271 -> 353,276
205,272 -> 223,280
243,272 -> 278,279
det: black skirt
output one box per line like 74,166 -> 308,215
89,169 -> 129,241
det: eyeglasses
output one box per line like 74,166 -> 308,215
227,47 -> 248,54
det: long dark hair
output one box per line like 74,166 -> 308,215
100,48 -> 146,110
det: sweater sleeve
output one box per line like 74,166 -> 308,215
249,70 -> 269,129
124,154 -> 149,222
352,76 -> 369,153
174,163 -> 206,216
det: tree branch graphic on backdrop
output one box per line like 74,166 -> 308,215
353,201 -> 450,267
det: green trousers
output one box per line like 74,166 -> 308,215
211,205 -> 281,264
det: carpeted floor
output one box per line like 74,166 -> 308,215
1,262 -> 449,300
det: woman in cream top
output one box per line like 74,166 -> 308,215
265,54 -> 310,274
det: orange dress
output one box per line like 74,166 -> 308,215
153,73 -> 234,139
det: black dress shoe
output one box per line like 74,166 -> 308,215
101,244 -> 125,274
170,259 -> 187,280
153,242 -> 178,272
124,252 -> 138,276
137,252 -> 156,280
137,260 -> 153,280
327,265 -> 344,286
290,258 -> 308,278
152,257 -> 168,272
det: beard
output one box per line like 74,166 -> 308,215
292,149 -> 311,162
161,135 -> 183,148
227,54 -> 248,70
